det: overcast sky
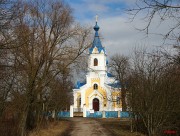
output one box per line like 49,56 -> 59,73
66,0 -> 174,57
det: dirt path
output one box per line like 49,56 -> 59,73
68,118 -> 112,136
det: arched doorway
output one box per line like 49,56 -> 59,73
93,98 -> 99,111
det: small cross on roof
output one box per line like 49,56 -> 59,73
95,15 -> 98,22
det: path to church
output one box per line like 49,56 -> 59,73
68,118 -> 112,136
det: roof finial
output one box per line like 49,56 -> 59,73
94,15 -> 100,35
95,15 -> 98,22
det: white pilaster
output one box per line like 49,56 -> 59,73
102,111 -> 106,118
70,105 -> 74,117
118,110 -> 120,118
83,105 -> 87,117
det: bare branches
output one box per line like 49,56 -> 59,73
110,54 -> 130,111
128,48 -> 180,135
127,0 -> 180,42
0,0 -> 91,135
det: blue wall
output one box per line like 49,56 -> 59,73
57,111 -> 70,118
86,111 -> 103,118
105,111 -> 118,118
56,111 -> 130,118
86,111 -> 119,118
120,111 -> 130,118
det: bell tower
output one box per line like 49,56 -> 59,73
87,16 -> 107,86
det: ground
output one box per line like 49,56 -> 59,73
29,119 -> 70,136
96,118 -> 145,136
29,118 -> 145,136
68,118 -> 112,136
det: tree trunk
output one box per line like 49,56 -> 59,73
19,106 -> 28,136
121,87 -> 127,111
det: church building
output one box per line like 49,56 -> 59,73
71,19 -> 122,117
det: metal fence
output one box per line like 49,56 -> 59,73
86,111 -> 103,118
57,111 -> 70,118
105,111 -> 118,118
120,111 -> 130,118
57,110 -> 130,118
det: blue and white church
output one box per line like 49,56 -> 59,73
70,18 -> 122,117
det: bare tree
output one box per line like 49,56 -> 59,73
127,2 -> 180,132
47,70 -> 73,113
0,52 -> 16,116
0,0 -> 20,117
110,54 -> 130,111
0,0 -> 21,49
128,48 -> 180,136
0,0 -> 92,135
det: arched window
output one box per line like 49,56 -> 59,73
79,98 -> 81,106
94,58 -> 98,66
94,84 -> 98,89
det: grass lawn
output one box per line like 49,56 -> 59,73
97,118 -> 145,136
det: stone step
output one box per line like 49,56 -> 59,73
74,112 -> 83,117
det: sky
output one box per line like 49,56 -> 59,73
65,0 -> 174,57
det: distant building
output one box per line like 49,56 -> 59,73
71,19 -> 122,117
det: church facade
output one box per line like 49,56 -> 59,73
71,20 -> 122,117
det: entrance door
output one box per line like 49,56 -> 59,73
93,98 -> 99,111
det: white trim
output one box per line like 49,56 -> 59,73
92,82 -> 99,86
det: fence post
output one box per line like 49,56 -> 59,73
118,110 -> 121,118
70,105 -> 74,117
102,111 -> 106,118
83,105 -> 86,117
